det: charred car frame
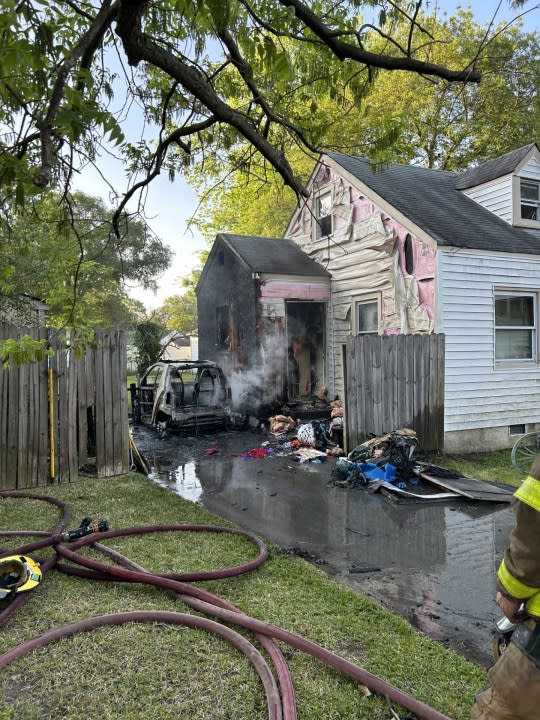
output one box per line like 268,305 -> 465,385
131,360 -> 239,434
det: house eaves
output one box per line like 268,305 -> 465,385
325,151 -> 540,256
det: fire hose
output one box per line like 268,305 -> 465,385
0,491 -> 453,720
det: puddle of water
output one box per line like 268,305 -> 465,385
150,462 -> 202,503
134,426 -> 514,667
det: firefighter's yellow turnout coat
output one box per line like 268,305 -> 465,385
472,455 -> 540,720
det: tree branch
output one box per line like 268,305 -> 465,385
114,0 -> 307,198
111,116 -> 218,236
33,0 -> 119,188
216,27 -> 320,154
276,0 -> 481,82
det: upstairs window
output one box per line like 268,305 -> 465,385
495,291 -> 536,362
355,296 -> 380,335
314,190 -> 333,239
520,178 -> 540,221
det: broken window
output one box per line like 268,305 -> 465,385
216,305 -> 231,350
314,190 -> 333,239
495,291 -> 536,361
355,296 -> 380,335
520,178 -> 540,221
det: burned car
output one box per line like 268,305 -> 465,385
132,360 -> 234,434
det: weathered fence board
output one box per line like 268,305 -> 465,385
0,324 -> 129,489
0,325 -> 6,487
345,333 -> 445,452
94,329 -> 129,478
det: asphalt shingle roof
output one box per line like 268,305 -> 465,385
455,144 -> 536,190
218,233 -> 331,276
326,150 -> 540,255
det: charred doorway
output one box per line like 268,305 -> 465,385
286,301 -> 326,399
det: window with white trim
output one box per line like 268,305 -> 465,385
495,290 -> 537,361
354,296 -> 380,335
314,190 -> 333,239
520,178 -> 540,221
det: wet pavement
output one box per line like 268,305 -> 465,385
131,423 -> 515,668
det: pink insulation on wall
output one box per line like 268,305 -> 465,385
287,163 -> 438,333
260,281 -> 331,301
341,178 -> 436,328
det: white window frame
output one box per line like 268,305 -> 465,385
494,289 -> 538,364
520,178 -> 540,220
313,189 -> 333,240
353,293 -> 381,335
513,176 -> 540,229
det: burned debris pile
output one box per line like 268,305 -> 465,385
238,407 -> 346,463
330,429 -> 420,490
328,428 -> 514,503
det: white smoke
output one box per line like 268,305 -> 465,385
228,329 -> 288,412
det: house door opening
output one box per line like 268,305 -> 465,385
286,301 -> 326,399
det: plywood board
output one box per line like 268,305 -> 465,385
418,470 -> 513,503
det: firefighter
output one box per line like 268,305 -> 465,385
471,453 -> 540,719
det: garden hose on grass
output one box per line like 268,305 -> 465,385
0,490 -> 453,720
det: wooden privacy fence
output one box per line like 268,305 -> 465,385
0,324 -> 129,490
344,333 -> 445,453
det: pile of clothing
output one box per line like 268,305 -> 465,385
331,428 -> 419,489
328,399 -> 343,442
258,415 -> 345,462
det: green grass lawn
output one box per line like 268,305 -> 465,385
425,449 -> 522,486
0,474 -> 486,720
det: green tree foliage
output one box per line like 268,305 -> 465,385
0,0 -> 535,350
155,291 -> 197,335
349,10 -> 540,170
0,192 -> 172,329
186,8 -> 540,240
153,263 -> 202,335
133,320 -> 165,374
0,0 -> 510,219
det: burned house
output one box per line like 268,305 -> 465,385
284,143 -> 540,452
196,233 -> 330,418
198,144 -> 540,452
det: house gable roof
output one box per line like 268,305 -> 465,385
455,143 -> 538,190
325,151 -> 540,255
217,233 -> 331,276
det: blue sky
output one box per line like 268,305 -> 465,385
74,1 -> 539,310
433,0 -> 538,27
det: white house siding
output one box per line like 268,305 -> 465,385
518,155 -> 540,182
462,175 -> 513,224
439,248 -> 540,451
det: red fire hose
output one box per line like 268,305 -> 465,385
0,491 -> 454,720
